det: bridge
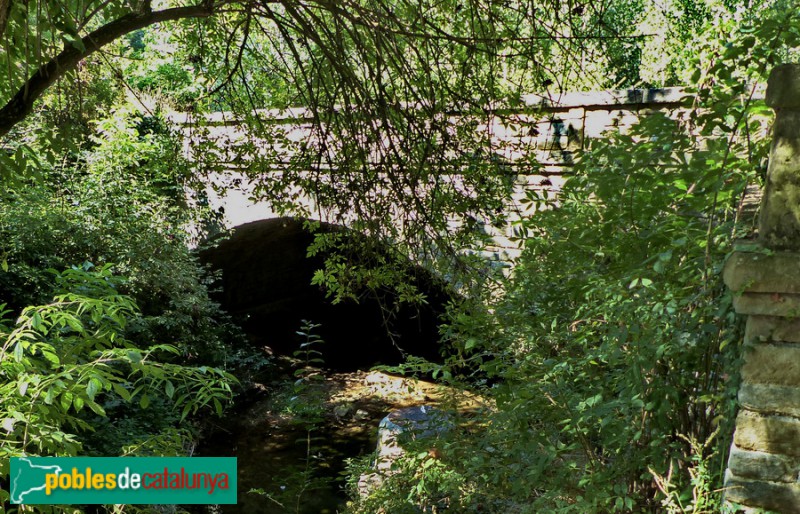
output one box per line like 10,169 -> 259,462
173,74 -> 800,513
172,86 -> 688,267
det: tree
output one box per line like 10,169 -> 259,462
3,0 -> 799,511
3,1 -> 751,290
0,0 -> 662,138
348,3 -> 800,510
0,2 -> 218,137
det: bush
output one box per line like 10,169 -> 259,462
0,265 -> 235,497
355,10 -> 799,511
0,108 -> 248,369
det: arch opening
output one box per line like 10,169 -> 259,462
199,217 -> 451,370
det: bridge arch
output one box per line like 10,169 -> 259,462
199,217 -> 451,370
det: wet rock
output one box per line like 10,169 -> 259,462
358,405 -> 452,497
333,403 -> 353,419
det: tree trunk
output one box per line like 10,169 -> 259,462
0,0 -> 10,38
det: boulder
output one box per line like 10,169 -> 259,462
358,405 -> 451,497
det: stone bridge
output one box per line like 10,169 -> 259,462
174,87 -> 687,266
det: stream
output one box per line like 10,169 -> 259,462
193,369 -> 487,514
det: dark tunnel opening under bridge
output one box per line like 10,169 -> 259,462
198,217 -> 453,371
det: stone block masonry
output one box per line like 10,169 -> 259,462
174,86 -> 691,267
723,64 -> 800,514
724,255 -> 800,513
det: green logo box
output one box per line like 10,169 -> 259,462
10,457 -> 237,505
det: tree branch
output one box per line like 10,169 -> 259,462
0,2 -> 218,139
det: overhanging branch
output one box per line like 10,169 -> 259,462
0,2 -> 219,139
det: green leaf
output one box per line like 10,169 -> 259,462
60,391 -> 73,411
140,394 -> 151,409
127,350 -> 143,363
64,34 -> 86,52
112,383 -> 132,401
181,402 -> 193,421
86,378 -> 101,401
31,311 -> 43,331
86,400 -> 105,416
42,350 -> 60,365
65,316 -> 83,333
13,342 -> 24,362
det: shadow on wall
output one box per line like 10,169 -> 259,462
198,217 -> 451,370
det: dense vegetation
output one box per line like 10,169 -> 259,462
1,0 -> 800,512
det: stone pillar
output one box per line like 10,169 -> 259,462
723,64 -> 800,513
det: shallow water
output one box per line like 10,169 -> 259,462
199,423 -> 374,513
191,369 -> 486,514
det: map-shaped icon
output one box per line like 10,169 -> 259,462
11,457 -> 62,504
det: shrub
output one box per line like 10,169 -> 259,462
0,265 -> 235,509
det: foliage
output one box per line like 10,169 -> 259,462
0,42 -> 256,514
83,107 -> 193,205
0,106 -> 246,369
322,5 -> 800,512
2,1 -> 800,513
286,320 -> 327,426
349,449 -> 472,514
649,431 -> 733,514
0,0 -> 759,297
0,265 -> 234,496
248,320 -> 332,513
362,6 -> 799,513
0,0 -> 674,124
